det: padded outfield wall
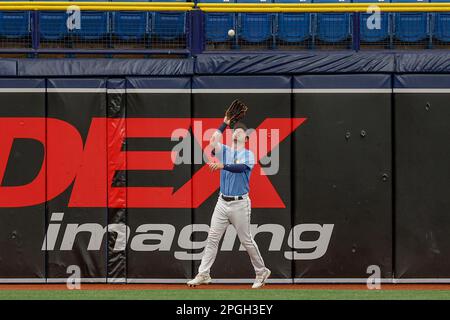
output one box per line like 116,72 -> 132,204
0,53 -> 449,283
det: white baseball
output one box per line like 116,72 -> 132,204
228,29 -> 235,37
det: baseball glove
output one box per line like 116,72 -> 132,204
225,99 -> 248,128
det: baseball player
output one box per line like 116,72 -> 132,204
187,114 -> 271,289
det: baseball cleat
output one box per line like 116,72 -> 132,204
187,274 -> 212,287
252,268 -> 271,289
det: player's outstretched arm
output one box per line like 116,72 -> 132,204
223,164 -> 247,173
208,163 -> 248,173
209,115 -> 231,155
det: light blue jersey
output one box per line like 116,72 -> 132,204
216,143 -> 255,196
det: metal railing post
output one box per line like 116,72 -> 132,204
352,12 -> 360,52
189,9 -> 204,56
428,12 -> 433,49
31,10 -> 40,57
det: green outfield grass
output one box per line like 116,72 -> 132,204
1,289 -> 450,300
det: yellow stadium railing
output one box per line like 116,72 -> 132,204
0,2 -> 450,12
197,3 -> 450,12
0,1 -> 194,11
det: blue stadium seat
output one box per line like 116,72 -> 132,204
200,0 -> 236,43
73,0 -> 109,40
73,11 -> 109,40
354,0 -> 390,42
39,11 -> 68,41
313,0 -> 352,43
392,0 -> 429,42
152,0 -> 187,40
430,0 -> 450,42
112,0 -> 149,41
0,11 -> 30,39
275,0 -> 311,43
237,0 -> 273,43
433,13 -> 450,42
113,12 -> 148,41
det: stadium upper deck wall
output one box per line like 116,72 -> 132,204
0,52 -> 450,76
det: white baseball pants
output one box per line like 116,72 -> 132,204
198,194 -> 267,276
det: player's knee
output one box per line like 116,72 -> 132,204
240,237 -> 255,249
206,229 -> 222,247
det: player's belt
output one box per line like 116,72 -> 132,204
221,195 -> 244,202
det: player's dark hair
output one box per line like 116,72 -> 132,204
233,122 -> 249,141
